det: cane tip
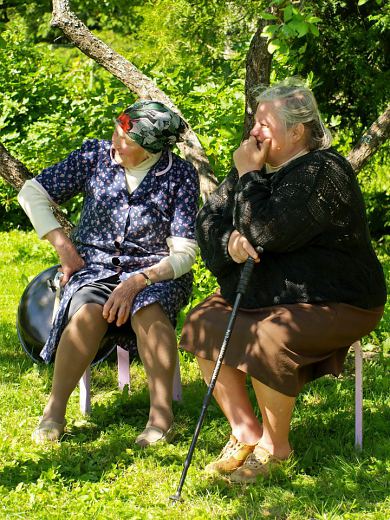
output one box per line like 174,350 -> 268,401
169,492 -> 183,504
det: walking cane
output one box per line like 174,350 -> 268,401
170,254 -> 258,503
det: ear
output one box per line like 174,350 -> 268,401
291,123 -> 305,143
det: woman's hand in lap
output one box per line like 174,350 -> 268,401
102,275 -> 145,326
228,230 -> 260,264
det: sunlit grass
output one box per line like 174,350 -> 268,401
0,230 -> 389,519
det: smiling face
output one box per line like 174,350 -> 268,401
111,124 -> 149,168
250,100 -> 306,166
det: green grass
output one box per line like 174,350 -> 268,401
0,230 -> 389,520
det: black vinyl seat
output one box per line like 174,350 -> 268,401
16,264 -> 121,365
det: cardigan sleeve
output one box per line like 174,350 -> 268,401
233,152 -> 350,253
195,168 -> 238,275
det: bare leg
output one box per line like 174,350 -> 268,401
131,303 -> 177,432
42,303 -> 108,423
197,357 -> 262,445
251,378 -> 295,459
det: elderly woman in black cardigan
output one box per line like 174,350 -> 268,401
180,80 -> 386,483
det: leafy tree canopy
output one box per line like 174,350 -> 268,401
0,0 -> 388,235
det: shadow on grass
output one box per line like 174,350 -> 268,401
0,323 -> 41,377
0,348 -> 388,518
0,380 -> 201,490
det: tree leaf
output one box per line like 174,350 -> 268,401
259,11 -> 278,20
288,20 -> 309,37
284,5 -> 293,23
267,39 -> 282,54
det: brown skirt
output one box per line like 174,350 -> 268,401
180,293 -> 384,397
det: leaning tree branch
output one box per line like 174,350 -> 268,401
0,143 -> 74,235
347,104 -> 390,173
51,0 -> 218,200
0,142 -> 32,191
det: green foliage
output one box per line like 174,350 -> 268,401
359,161 -> 390,240
258,0 -> 389,138
298,0 -> 389,136
0,0 -> 389,234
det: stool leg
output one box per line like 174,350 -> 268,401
117,346 -> 130,392
354,341 -> 363,450
173,351 -> 182,402
79,366 -> 92,415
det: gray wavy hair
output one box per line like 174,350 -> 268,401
255,79 -> 332,151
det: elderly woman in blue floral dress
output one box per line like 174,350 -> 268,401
18,101 -> 199,446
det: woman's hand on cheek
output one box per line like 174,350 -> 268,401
233,137 -> 271,177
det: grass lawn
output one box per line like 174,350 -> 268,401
0,230 -> 389,520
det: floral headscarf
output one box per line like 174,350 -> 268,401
116,100 -> 188,153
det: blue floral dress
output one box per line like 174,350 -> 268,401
35,139 -> 199,362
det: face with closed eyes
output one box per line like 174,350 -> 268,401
250,100 -> 306,166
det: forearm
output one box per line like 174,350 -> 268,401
233,166 -> 328,252
18,179 -> 61,238
121,237 -> 198,284
44,227 -> 74,255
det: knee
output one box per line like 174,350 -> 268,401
73,302 -> 102,318
66,303 -> 106,330
131,303 -> 172,332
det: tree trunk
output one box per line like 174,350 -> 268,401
347,104 -> 390,173
51,0 -> 218,201
243,19 -> 272,139
0,142 -> 32,190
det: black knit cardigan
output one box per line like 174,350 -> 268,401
196,148 -> 387,309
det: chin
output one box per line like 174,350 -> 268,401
114,151 -> 124,165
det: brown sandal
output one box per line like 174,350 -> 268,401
205,435 -> 256,475
229,445 -> 288,483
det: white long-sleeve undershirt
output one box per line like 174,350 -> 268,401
18,157 -> 198,280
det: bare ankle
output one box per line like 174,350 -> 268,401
232,425 -> 263,446
42,403 -> 66,424
147,409 -> 173,432
256,439 -> 292,460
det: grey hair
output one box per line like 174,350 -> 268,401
255,79 -> 332,151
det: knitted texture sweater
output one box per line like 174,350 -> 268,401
196,148 -> 387,309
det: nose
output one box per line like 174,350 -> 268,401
250,122 -> 261,138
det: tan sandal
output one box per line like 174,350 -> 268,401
31,417 -> 67,444
205,435 -> 256,475
135,424 -> 176,447
229,445 -> 288,483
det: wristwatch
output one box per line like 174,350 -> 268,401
139,272 -> 153,286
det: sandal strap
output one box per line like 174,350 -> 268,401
37,419 -> 66,431
217,435 -> 256,460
